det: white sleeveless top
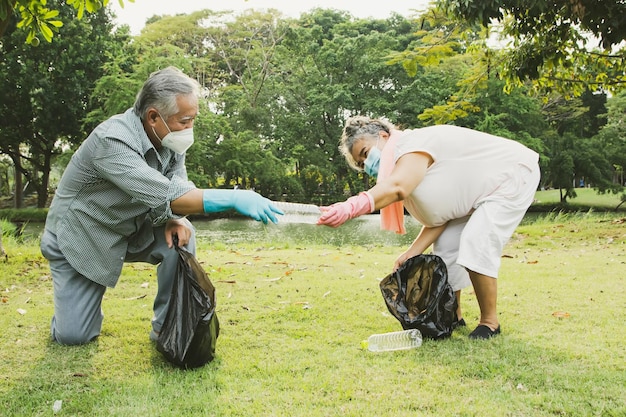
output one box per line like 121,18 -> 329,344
394,125 -> 539,227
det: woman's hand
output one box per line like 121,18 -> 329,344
393,248 -> 420,272
317,192 -> 373,228
393,223 -> 448,271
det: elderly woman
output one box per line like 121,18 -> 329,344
318,116 -> 540,339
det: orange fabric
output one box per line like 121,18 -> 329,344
378,130 -> 406,234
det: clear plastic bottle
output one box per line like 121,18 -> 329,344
366,329 -> 422,352
271,201 -> 321,224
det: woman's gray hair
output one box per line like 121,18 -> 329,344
339,116 -> 394,170
133,66 -> 201,120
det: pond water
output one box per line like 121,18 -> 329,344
17,214 -> 422,247
193,214 -> 423,247
18,211 -> 616,248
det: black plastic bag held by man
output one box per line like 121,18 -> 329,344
156,236 -> 219,368
379,254 -> 458,340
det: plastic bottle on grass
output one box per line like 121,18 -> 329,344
365,329 -> 422,352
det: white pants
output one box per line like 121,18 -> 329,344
434,163 -> 540,288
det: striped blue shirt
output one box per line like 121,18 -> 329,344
44,108 -> 196,287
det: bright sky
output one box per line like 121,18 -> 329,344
110,0 -> 432,35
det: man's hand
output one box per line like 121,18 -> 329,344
164,218 -> 193,248
231,190 -> 283,224
202,189 -> 283,224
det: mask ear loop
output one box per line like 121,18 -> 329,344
151,126 -> 165,146
157,112 -> 173,134
151,111 -> 173,147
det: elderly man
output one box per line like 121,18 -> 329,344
41,66 -> 282,345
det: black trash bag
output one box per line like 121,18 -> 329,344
156,238 -> 219,368
379,254 -> 458,340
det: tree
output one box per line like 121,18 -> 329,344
270,10 -> 422,202
540,94 -> 616,201
593,91 -> 626,207
385,6 -> 491,125
0,0 -> 126,207
0,0 -> 130,44
438,0 -> 626,96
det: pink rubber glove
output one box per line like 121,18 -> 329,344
317,192 -> 374,228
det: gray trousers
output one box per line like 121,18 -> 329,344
40,224 -> 196,345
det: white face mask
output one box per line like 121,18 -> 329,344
153,112 -> 195,154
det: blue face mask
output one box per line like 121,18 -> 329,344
364,144 -> 381,177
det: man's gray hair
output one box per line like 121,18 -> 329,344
133,66 -> 201,120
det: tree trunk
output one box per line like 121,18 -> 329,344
0,228 -> 6,261
10,154 -> 23,209
37,152 -> 52,208
0,1 -> 18,38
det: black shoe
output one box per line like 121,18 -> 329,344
468,324 -> 501,340
452,318 -> 466,330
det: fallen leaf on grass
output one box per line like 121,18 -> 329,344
552,311 -> 571,318
125,294 -> 147,300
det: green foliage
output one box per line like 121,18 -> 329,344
0,217 -> 17,236
268,10 -> 423,200
594,91 -> 626,181
439,0 -> 626,96
0,208 -> 48,221
0,0 -> 132,44
3,4 -> 623,210
0,0 -> 127,207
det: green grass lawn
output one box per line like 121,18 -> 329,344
1,213 -> 625,416
533,187 -> 625,211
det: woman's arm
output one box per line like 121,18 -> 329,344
317,151 -> 432,228
368,152 -> 431,209
393,223 -> 447,271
